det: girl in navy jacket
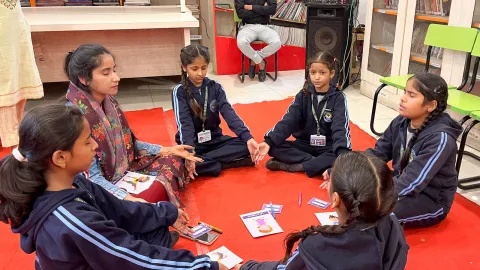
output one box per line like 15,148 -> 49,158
0,105 -> 227,270
236,152 -> 409,270
256,52 -> 351,177
365,73 -> 462,228
173,45 -> 259,178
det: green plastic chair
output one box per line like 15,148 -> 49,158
370,24 -> 479,136
233,8 -> 278,83
453,34 -> 480,190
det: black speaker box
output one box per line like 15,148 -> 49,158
306,4 -> 353,89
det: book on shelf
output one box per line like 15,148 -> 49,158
273,0 -> 306,23
416,0 -> 450,16
20,0 -> 31,6
64,0 -> 93,6
92,0 -> 120,5
385,0 -> 398,10
272,25 -> 305,47
35,0 -> 66,6
411,22 -> 443,60
409,62 -> 440,75
124,0 -> 150,6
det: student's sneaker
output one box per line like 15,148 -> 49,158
223,157 -> 255,169
248,64 -> 256,79
266,158 -> 303,172
169,231 -> 180,248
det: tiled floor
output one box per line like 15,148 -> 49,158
27,70 -> 480,205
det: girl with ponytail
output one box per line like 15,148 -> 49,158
365,73 -> 462,228
173,45 -> 260,178
236,152 -> 409,270
0,104 -> 226,270
256,51 -> 351,178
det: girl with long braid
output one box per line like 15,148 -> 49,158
172,45 -> 260,178
256,51 -> 352,178
364,73 -> 462,228
236,152 -> 409,270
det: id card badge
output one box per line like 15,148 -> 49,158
198,130 -> 212,143
310,135 -> 326,146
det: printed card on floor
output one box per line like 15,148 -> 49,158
315,212 -> 339,225
261,204 -> 283,214
240,210 -> 283,238
207,246 -> 243,269
115,171 -> 156,194
308,197 -> 330,209
191,224 -> 212,239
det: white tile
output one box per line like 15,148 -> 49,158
226,89 -> 284,105
151,90 -> 173,110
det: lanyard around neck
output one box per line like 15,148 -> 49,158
311,94 -> 328,135
201,86 -> 208,131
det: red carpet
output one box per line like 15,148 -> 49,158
1,99 -> 479,269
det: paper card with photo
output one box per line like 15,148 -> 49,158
240,210 -> 283,238
115,171 -> 156,194
207,246 -> 243,269
315,212 -> 339,226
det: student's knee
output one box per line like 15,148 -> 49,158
270,37 -> 282,52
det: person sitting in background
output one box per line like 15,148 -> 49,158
235,0 -> 281,82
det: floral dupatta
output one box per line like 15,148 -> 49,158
66,82 -> 134,182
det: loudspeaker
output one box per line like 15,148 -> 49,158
306,5 -> 352,89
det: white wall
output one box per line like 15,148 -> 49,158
357,0 -> 367,25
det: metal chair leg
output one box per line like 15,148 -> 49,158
370,83 -> 387,136
265,52 -> 278,82
457,119 -> 480,190
237,53 -> 245,83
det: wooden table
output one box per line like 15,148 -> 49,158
23,6 -> 198,83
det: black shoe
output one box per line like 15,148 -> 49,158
223,157 -> 255,169
266,158 -> 288,171
258,60 -> 267,82
248,62 -> 256,79
169,231 -> 180,248
266,158 -> 303,172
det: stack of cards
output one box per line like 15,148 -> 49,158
308,197 -> 330,209
191,223 -> 212,239
115,171 -> 155,194
207,246 -> 243,269
261,204 -> 283,214
315,212 -> 339,225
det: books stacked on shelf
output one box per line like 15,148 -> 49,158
409,62 -> 440,75
272,25 -> 305,47
273,0 -> 306,23
92,0 -> 119,5
124,0 -> 150,6
381,60 -> 392,77
20,0 -> 31,6
65,0 -> 93,6
384,0 -> 398,10
35,0 -> 65,6
415,0 -> 451,16
411,22 -> 443,61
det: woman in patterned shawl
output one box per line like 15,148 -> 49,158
64,44 -> 202,207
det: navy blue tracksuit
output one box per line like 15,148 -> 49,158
172,77 -> 254,177
264,84 -> 351,177
12,175 -> 219,270
241,214 -> 409,270
366,113 -> 462,228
